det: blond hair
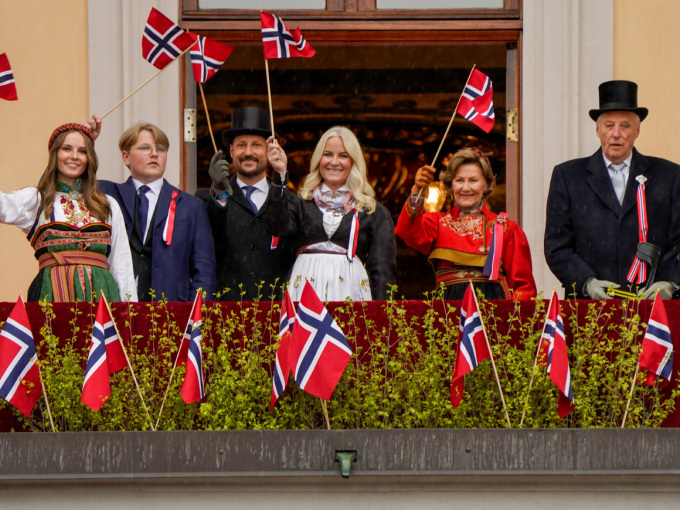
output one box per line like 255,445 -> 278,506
299,126 -> 377,214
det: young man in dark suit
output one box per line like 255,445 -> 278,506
100,123 -> 216,301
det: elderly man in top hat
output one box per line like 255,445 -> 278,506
545,80 -> 680,299
206,106 -> 298,300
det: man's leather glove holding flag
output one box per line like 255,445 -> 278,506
209,150 -> 232,199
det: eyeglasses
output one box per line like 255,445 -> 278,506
133,144 -> 168,155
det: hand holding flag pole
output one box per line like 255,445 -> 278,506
260,11 -> 316,138
416,65 -> 496,200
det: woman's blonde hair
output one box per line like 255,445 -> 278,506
37,129 -> 110,221
299,126 -> 377,213
440,147 -> 496,202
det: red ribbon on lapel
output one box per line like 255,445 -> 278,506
626,181 -> 648,284
347,210 -> 359,261
162,191 -> 179,246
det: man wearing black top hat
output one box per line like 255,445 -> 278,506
205,106 -> 298,300
545,80 -> 680,299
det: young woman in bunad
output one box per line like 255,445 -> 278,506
0,122 -> 137,302
265,126 -> 397,301
395,148 -> 536,300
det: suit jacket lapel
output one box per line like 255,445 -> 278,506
153,179 -> 180,231
620,148 -> 649,217
586,150 -> 621,215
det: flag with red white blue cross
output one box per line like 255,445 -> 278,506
260,12 -> 315,59
142,7 -> 195,70
456,68 -> 495,133
271,290 -> 296,409
0,296 -> 40,416
0,53 -> 18,101
450,283 -> 491,408
289,282 -> 352,401
188,33 -> 235,83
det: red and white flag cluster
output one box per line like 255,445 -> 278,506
271,283 -> 353,406
638,293 -> 673,386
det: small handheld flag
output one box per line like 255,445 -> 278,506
188,33 -> 235,83
456,68 -> 495,133
0,296 -> 41,416
81,296 -> 127,411
260,12 -> 316,59
179,292 -> 205,403
289,282 -> 352,400
0,53 -> 18,101
271,290 -> 295,409
450,284 -> 491,408
142,7 -> 195,70
639,292 -> 673,386
538,291 -> 574,418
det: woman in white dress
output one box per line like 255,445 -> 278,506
0,121 -> 137,302
266,126 -> 396,301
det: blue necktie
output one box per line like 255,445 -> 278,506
138,185 -> 150,240
243,185 -> 259,213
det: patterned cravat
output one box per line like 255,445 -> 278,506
609,163 -> 626,204
242,185 -> 259,213
138,185 -> 151,239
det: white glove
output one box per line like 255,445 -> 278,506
640,281 -> 675,300
585,278 -> 618,299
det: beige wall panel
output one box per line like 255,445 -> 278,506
614,0 -> 680,163
0,1 -> 88,301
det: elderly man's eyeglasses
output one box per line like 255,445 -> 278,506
134,144 -> 168,155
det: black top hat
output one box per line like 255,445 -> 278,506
221,107 -> 272,146
589,80 -> 648,122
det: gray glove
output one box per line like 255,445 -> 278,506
585,278 -> 618,299
209,150 -> 232,198
640,281 -> 675,300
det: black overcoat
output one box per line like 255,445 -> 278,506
544,148 -> 680,297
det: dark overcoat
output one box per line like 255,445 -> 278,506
100,178 -> 216,301
206,175 -> 298,301
544,147 -> 680,297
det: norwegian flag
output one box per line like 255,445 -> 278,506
142,7 -> 195,70
538,292 -> 574,418
289,281 -> 352,400
0,296 -> 41,417
450,283 -> 491,408
638,292 -> 674,386
188,33 -> 234,83
456,68 -> 495,133
271,290 -> 296,409
81,296 -> 127,411
179,292 -> 205,403
260,12 -> 316,59
0,53 -> 18,101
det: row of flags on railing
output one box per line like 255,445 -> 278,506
0,284 -> 673,427
0,282 -> 673,430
